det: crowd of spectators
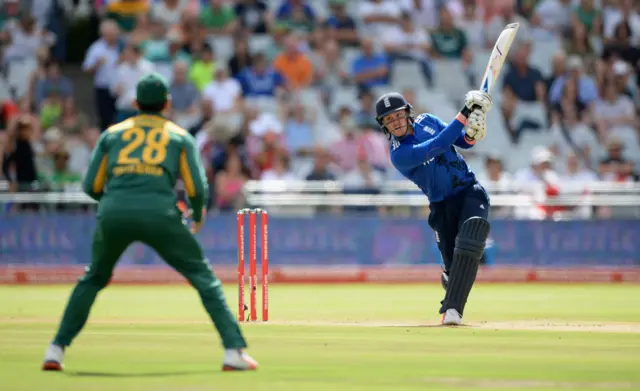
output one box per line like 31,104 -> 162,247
0,0 -> 638,218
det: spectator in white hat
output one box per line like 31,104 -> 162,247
611,60 -> 636,98
514,146 -> 565,220
514,146 -> 561,195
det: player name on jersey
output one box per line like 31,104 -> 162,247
113,164 -> 163,177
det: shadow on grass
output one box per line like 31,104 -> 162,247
65,370 -> 215,378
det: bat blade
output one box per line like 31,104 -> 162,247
480,22 -> 520,94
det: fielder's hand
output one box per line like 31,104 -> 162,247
191,219 -> 205,234
190,208 -> 207,234
464,90 -> 493,113
465,110 -> 486,141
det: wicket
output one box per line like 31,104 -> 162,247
236,208 -> 269,322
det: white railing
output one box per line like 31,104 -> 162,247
0,192 -> 96,204
243,180 -> 640,194
244,193 -> 640,207
0,180 -> 639,207
242,180 -> 640,207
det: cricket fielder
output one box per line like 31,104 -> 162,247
42,73 -> 257,371
375,91 -> 492,325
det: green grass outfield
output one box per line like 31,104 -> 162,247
2,283 -> 640,391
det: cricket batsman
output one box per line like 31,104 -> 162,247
375,90 -> 492,325
42,73 -> 258,371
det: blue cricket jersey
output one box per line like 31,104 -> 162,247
390,112 -> 477,203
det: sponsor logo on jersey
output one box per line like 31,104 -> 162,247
392,140 -> 400,150
414,114 -> 435,135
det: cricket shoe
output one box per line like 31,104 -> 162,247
441,308 -> 462,326
222,349 -> 258,371
42,343 -> 64,371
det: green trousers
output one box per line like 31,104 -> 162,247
52,211 -> 246,349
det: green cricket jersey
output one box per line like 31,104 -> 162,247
82,113 -> 208,222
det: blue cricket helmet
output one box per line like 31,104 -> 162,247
375,92 -> 414,138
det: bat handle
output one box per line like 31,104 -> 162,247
460,104 -> 482,117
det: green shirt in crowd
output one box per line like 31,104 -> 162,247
430,28 -> 467,59
199,5 -> 236,29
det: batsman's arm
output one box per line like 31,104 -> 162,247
454,131 -> 476,149
432,114 -> 476,150
179,133 -> 209,223
391,114 -> 467,170
82,132 -> 109,201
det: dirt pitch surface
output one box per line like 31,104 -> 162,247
4,317 -> 640,333
261,320 -> 640,333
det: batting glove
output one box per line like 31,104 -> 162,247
465,110 -> 486,141
464,90 -> 493,114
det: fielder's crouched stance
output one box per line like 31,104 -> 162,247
42,73 -> 257,372
375,91 -> 492,325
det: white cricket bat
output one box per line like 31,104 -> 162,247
462,22 -> 520,137
479,22 -> 520,95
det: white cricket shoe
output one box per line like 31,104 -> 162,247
441,308 -> 463,326
42,343 -> 64,371
222,349 -> 258,371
